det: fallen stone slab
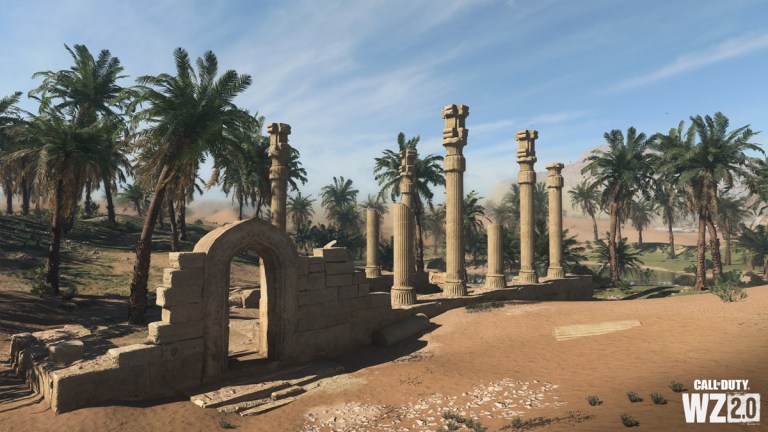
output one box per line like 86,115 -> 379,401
271,385 -> 305,400
552,319 -> 642,341
190,380 -> 291,408
372,313 -> 431,347
216,397 -> 271,413
239,396 -> 296,416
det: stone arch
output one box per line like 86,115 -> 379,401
193,218 -> 300,382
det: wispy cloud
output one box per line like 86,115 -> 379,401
527,111 -> 589,127
612,32 -> 768,92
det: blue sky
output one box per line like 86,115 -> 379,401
2,0 -> 767,205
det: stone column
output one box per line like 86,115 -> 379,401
267,123 -> 291,232
516,129 -> 538,284
392,203 -> 415,306
442,104 -> 469,297
485,223 -> 505,288
365,208 -> 381,278
546,163 -> 565,279
400,149 -> 416,209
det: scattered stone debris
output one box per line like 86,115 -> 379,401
300,378 -> 563,431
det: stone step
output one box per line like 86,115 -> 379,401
239,397 -> 296,416
216,398 -> 271,413
191,380 -> 291,408
271,385 -> 305,400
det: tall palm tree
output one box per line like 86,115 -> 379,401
568,179 -> 601,242
582,127 -> 655,286
288,191 -> 315,231
717,192 -> 748,266
374,132 -> 445,273
126,48 -> 252,323
320,176 -> 359,226
0,92 -> 23,214
31,44 -> 129,224
629,199 -> 656,245
737,223 -> 768,281
653,181 -> 687,258
662,114 -> 760,289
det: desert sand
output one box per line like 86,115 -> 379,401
1,286 -> 766,431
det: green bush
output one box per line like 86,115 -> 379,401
650,393 -> 667,405
711,272 -> 747,302
669,381 -> 685,392
30,267 -> 53,297
626,391 -> 643,403
61,287 -> 78,301
586,395 -> 602,406
465,301 -> 505,313
672,273 -> 696,286
619,413 -> 639,427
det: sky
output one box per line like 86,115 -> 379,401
2,0 -> 768,207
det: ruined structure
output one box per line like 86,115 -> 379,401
365,208 -> 381,278
442,104 -> 469,297
516,129 -> 539,284
546,163 -> 565,279
485,223 -> 506,288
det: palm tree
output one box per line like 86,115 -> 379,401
423,204 -> 445,255
31,44 -> 129,224
737,224 -> 768,281
582,127 -> 655,286
593,234 -> 644,280
717,193 -> 748,266
320,176 -> 359,226
568,179 -> 601,242
463,190 -> 489,264
662,114 -> 760,289
653,181 -> 686,258
126,48 -> 252,323
0,92 -> 23,214
373,132 -> 445,273
629,199 -> 656,245
287,191 -> 315,231
118,183 -> 147,216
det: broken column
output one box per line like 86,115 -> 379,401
442,104 -> 469,297
485,223 -> 506,288
392,203 -> 415,306
516,129 -> 539,284
267,123 -> 292,232
365,208 -> 381,277
546,162 -> 565,279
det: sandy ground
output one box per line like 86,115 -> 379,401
1,287 -> 766,431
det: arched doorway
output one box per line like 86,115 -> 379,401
193,218 -> 300,382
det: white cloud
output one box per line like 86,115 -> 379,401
612,32 -> 768,91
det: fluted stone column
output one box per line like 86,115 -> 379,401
442,104 -> 469,297
392,203 -> 415,306
365,208 -> 381,278
516,130 -> 538,284
546,163 -> 565,279
267,123 -> 291,231
485,223 -> 505,288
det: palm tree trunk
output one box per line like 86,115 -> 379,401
129,165 -> 170,324
103,175 -> 116,224
609,201 -> 619,286
638,227 -> 643,245
3,177 -> 12,214
21,175 -> 30,216
724,231 -> 731,266
706,215 -> 723,278
238,195 -> 244,221
667,216 -> 675,258
84,178 -> 93,218
694,208 -> 707,291
46,179 -> 64,295
590,212 -> 598,242
134,199 -> 143,217
414,211 -> 425,273
616,221 -> 622,242
157,203 -> 165,229
167,198 -> 179,252
178,199 -> 187,241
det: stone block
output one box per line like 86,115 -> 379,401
325,261 -> 353,275
308,256 -> 325,273
313,247 -> 349,263
298,303 -> 331,322
326,273 -> 354,287
162,338 -> 204,361
48,340 -> 84,364
108,343 -> 162,367
304,272 -> 325,291
148,321 -> 204,344
162,268 -> 204,289
370,292 -> 392,308
352,270 -> 366,284
350,295 -> 372,311
297,256 -> 310,275
296,311 -> 348,332
169,252 -> 206,269
337,284 -> 359,299
357,283 -> 370,296
162,303 -> 203,323
156,284 -> 202,307
241,289 -> 260,308
298,286 -> 337,306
